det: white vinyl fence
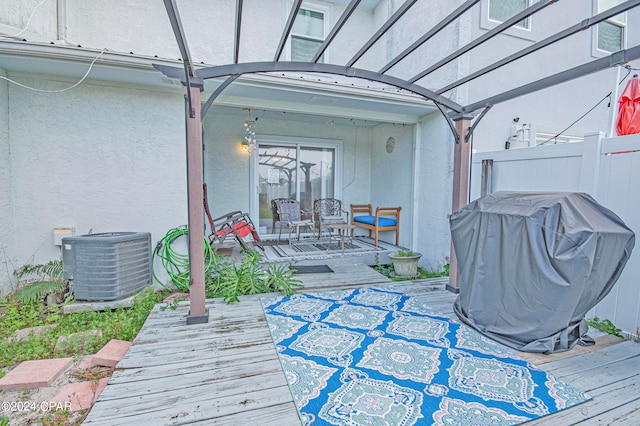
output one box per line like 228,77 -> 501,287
470,132 -> 640,340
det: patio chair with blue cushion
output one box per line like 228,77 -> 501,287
351,204 -> 401,247
275,199 -> 314,246
313,198 -> 349,240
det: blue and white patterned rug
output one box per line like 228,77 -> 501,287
261,287 -> 590,425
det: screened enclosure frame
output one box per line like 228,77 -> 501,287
155,0 -> 640,324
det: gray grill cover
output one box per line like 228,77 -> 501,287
450,192 -> 634,354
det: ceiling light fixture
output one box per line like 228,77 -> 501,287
242,108 -> 257,153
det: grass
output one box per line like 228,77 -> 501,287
0,287 -> 166,370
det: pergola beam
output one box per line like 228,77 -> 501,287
438,0 -> 640,94
410,0 -> 559,83
162,0 -> 196,78
463,44 -> 640,114
379,0 -> 480,74
190,61 -> 462,112
312,0 -> 361,63
201,75 -> 239,119
274,0 -> 303,61
346,0 -> 418,67
234,0 -> 243,64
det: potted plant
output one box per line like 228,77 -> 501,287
388,250 -> 422,277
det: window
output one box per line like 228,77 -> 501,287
291,7 -> 326,62
595,0 -> 626,53
487,0 -> 531,30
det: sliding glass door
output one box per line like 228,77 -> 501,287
253,137 -> 340,236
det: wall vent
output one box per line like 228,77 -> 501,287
62,232 -> 152,301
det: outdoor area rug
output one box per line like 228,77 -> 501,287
263,237 -> 385,262
261,287 -> 591,425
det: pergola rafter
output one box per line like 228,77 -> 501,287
409,0 -> 559,83
157,0 -> 640,323
274,0 -> 303,61
312,0 -> 362,63
379,0 -> 480,74
346,0 -> 418,67
438,0 -> 640,94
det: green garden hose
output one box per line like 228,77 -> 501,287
152,226 -> 215,292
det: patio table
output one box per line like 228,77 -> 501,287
326,223 -> 356,255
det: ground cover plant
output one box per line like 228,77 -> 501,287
0,281 -> 165,426
587,316 -> 624,338
0,287 -> 164,370
0,252 -> 301,425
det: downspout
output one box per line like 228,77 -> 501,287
410,121 -> 421,251
0,67 -> 16,296
56,0 -> 66,42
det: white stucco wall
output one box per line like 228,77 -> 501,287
413,111 -> 454,273
0,0 -> 58,41
365,122 -> 414,247
4,74 -> 187,293
0,68 -> 15,296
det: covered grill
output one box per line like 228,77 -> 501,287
450,192 -> 635,353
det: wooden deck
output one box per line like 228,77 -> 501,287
84,263 -> 640,425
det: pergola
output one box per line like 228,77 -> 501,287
155,0 -> 640,324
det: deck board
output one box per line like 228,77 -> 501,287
84,263 -> 640,425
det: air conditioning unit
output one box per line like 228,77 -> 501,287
62,232 -> 152,301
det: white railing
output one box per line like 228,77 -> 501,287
469,132 -> 640,340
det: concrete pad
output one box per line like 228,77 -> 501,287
50,377 -> 110,412
62,295 -> 135,314
8,324 -> 55,342
0,358 -> 73,391
91,339 -> 132,367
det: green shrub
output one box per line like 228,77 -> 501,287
12,260 -> 68,304
206,250 -> 302,303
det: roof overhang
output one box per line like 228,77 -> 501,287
0,40 -> 437,126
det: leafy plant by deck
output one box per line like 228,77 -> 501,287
587,316 -> 624,338
206,250 -> 302,303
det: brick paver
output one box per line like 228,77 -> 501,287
0,358 -> 73,391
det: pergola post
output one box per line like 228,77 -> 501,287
185,82 -> 209,325
447,116 -> 473,293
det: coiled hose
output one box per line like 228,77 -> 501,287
152,226 -> 215,292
